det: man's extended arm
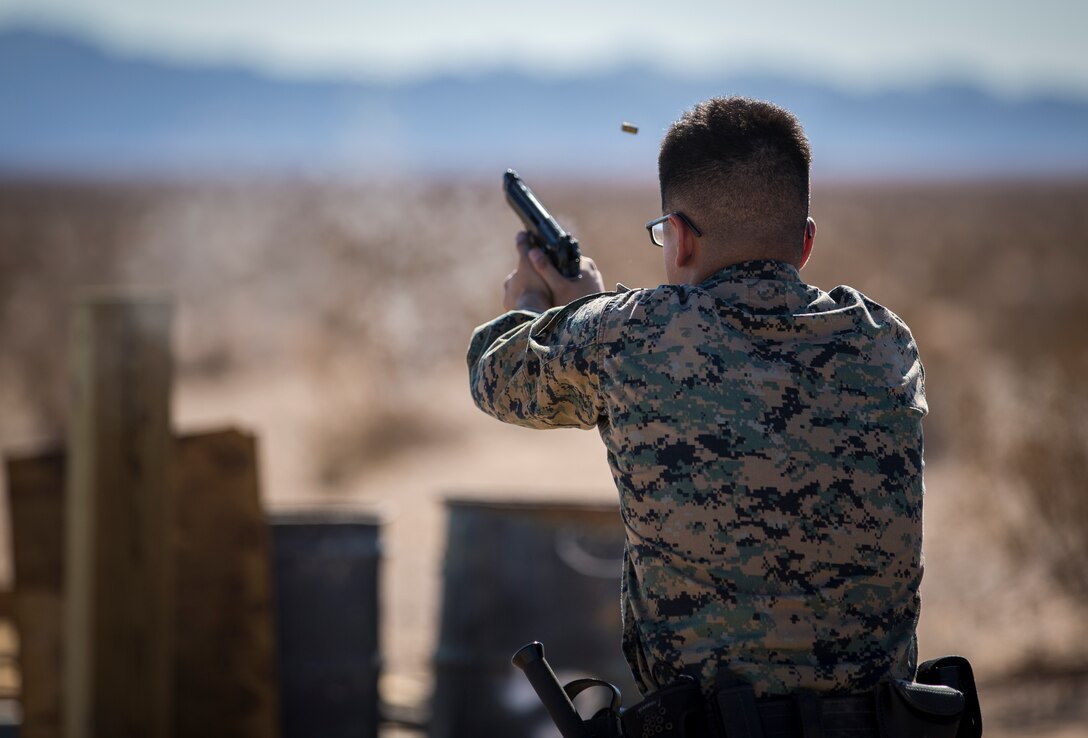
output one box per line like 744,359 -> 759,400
467,291 -> 608,430
467,230 -> 608,428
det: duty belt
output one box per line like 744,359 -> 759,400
623,680 -> 879,738
717,688 -> 876,738
622,659 -> 980,738
513,641 -> 981,738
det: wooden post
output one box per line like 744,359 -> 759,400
5,448 -> 65,738
64,292 -> 174,738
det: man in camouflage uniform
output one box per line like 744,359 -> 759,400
467,98 -> 925,703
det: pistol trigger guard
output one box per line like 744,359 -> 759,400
563,677 -> 623,713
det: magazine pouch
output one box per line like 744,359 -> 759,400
875,678 -> 964,738
917,656 -> 982,738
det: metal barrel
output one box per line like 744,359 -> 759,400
429,498 -> 637,738
270,511 -> 383,738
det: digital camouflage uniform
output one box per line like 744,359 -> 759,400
467,259 -> 926,698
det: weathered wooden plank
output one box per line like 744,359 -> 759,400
173,429 -> 279,738
5,449 -> 65,738
65,293 -> 175,738
6,430 -> 280,738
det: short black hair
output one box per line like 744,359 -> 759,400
658,97 -> 811,256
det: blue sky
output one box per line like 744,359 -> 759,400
2,0 -> 1086,97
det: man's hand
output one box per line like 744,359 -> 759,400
502,231 -> 606,312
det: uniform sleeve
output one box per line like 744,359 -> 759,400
466,295 -> 607,430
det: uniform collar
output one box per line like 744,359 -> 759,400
694,259 -> 815,313
698,259 -> 802,289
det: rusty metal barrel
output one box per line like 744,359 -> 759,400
429,498 -> 637,738
270,511 -> 383,738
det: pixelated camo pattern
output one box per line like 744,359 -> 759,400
467,260 -> 926,698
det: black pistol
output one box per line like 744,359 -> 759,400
512,641 -> 622,738
504,170 -> 582,279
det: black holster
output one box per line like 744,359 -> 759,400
617,656 -> 982,738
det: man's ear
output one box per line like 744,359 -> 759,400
799,217 -> 816,269
674,214 -> 697,268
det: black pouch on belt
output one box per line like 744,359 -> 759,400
875,679 -> 964,738
917,656 -> 982,738
621,678 -> 709,738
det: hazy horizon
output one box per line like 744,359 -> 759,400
2,0 -> 1087,98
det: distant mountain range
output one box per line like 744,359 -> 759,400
2,27 -> 1087,180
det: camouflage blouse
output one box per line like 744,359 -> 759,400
467,259 -> 926,697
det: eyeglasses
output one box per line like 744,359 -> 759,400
645,212 -> 703,247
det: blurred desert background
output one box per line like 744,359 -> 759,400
3,2 -> 1088,736
1,175 -> 1087,736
